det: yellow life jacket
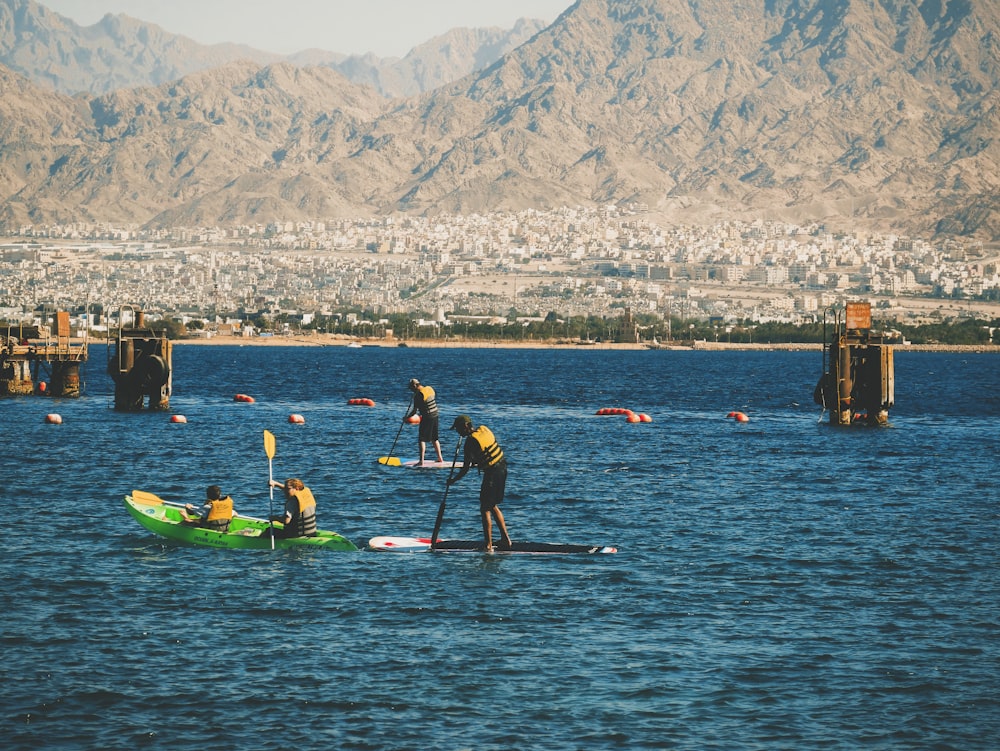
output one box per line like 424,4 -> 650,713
417,385 -> 438,416
471,426 -> 504,467
204,496 -> 233,531
289,487 -> 318,537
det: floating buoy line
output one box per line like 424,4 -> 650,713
596,407 -> 651,422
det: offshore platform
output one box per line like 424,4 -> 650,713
813,301 -> 895,426
1,311 -> 88,397
106,305 -> 172,411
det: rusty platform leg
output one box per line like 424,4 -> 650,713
51,362 -> 81,397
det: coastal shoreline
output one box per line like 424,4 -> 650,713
168,335 -> 1000,353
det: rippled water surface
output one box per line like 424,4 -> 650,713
3,346 -> 998,750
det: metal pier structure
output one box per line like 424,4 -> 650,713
813,301 -> 894,426
1,312 -> 88,397
107,305 -> 172,411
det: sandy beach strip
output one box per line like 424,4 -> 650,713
169,335 -> 999,353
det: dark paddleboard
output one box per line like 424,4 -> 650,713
368,536 -> 617,554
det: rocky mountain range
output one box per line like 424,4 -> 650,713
0,0 -> 546,97
1,0 -> 998,239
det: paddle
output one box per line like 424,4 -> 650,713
130,489 -> 270,523
264,429 -> 276,550
430,435 -> 463,550
131,489 -> 185,508
377,397 -> 413,466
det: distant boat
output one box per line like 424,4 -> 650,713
347,341 -> 362,348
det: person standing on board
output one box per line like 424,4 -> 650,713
446,414 -> 513,552
266,478 -> 318,538
181,484 -> 234,532
404,378 -> 444,466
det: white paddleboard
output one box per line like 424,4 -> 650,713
375,457 -> 455,469
368,536 -> 435,552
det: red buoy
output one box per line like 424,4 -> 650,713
170,415 -> 187,423
234,394 -> 255,403
626,412 -> 641,423
289,413 -> 305,424
639,413 -> 652,423
734,412 -> 749,423
45,413 -> 62,424
406,414 -> 420,424
348,398 -> 375,406
37,382 -> 48,394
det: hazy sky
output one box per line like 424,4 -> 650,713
41,0 -> 575,57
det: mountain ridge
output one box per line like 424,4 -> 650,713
1,0 -> 998,239
0,0 -> 546,97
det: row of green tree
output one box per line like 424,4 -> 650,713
7,308 -> 994,346
224,310 -> 999,346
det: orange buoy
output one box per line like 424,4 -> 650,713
289,413 -> 305,424
37,382 -> 48,394
45,413 -> 62,424
639,413 -> 652,423
348,398 -> 375,406
727,411 -> 737,418
170,415 -> 187,423
234,394 -> 255,403
406,414 -> 421,424
734,412 -> 749,423
626,412 -> 641,423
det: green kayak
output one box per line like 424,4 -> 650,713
124,491 -> 358,551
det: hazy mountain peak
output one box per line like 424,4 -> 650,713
1,0 -> 998,238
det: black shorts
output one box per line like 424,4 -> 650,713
479,461 -> 507,511
418,413 -> 440,443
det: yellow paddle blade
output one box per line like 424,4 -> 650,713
377,456 -> 401,466
264,429 -> 276,459
130,489 -> 166,505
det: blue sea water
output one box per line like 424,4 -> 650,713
2,345 -> 998,750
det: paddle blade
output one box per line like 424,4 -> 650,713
377,456 -> 402,466
264,429 -> 276,459
131,489 -> 166,506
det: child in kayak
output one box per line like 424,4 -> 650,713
180,485 -> 234,532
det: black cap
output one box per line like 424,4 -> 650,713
450,415 -> 472,430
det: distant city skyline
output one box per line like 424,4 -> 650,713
39,0 -> 572,57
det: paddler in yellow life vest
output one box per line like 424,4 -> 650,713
181,484 -> 234,532
266,477 -> 318,538
446,414 -> 513,552
405,378 -> 445,465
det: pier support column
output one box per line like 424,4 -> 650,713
0,359 -> 33,395
51,362 -> 81,397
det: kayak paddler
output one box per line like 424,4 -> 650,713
181,484 -> 234,532
265,477 -> 318,538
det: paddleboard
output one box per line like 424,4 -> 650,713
376,457 -> 455,469
368,536 -> 617,554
